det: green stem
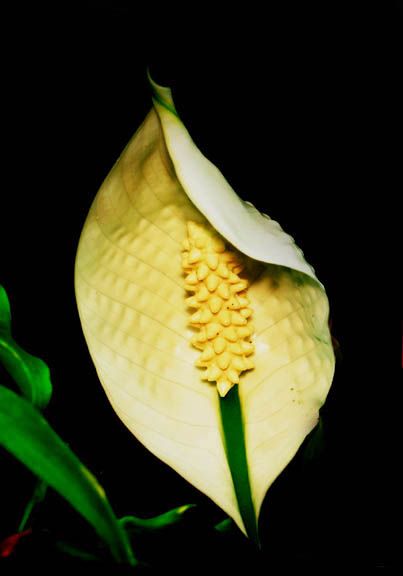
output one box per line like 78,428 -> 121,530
219,385 -> 260,547
18,479 -> 47,532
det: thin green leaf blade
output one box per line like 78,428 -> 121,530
0,385 -> 136,565
0,285 -> 52,409
120,504 -> 196,534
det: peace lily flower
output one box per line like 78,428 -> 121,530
74,72 -> 335,542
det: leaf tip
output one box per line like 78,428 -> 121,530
146,67 -> 178,117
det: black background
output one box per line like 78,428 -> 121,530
1,1 -> 401,569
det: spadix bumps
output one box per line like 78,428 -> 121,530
182,221 -> 254,397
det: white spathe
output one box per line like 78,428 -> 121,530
74,75 -> 335,535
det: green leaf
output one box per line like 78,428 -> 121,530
214,517 -> 234,534
0,385 -> 136,566
120,504 -> 196,534
0,285 -> 52,409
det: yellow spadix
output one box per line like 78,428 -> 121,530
182,220 -> 255,398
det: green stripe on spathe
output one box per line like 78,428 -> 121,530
147,68 -> 180,119
219,385 -> 260,547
